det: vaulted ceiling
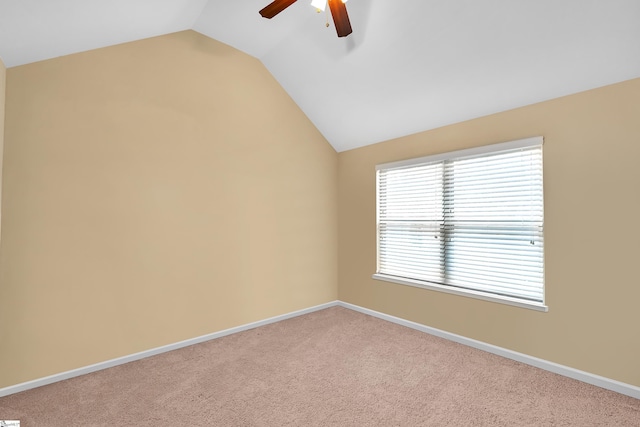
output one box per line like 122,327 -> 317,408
1,0 -> 639,152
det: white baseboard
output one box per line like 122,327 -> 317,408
0,301 -> 339,398
2,299 -> 638,400
337,301 -> 640,400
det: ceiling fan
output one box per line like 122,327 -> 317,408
259,0 -> 353,38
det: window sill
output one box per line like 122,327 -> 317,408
372,273 -> 548,312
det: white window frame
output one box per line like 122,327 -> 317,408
373,137 -> 547,312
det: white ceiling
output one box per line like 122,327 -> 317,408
1,0 -> 639,152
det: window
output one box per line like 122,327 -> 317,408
373,137 -> 546,311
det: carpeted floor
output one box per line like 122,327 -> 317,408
1,306 -> 639,426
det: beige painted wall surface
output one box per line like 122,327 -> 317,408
0,57 -> 5,238
0,31 -> 338,388
338,78 -> 640,387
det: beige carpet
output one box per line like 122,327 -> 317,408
1,306 -> 639,426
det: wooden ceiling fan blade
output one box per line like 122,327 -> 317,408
259,0 -> 298,18
328,0 -> 353,37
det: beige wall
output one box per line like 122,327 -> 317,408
0,57 -> 5,239
338,78 -> 640,387
0,31 -> 338,388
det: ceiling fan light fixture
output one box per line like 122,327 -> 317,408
310,0 -> 326,12
260,0 -> 352,37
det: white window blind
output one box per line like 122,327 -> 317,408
375,137 -> 545,309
